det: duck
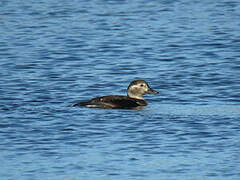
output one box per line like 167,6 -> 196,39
72,80 -> 158,109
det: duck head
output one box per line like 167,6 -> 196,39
127,80 -> 158,99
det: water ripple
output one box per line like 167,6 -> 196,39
1,0 -> 240,179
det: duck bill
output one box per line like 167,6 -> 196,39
147,88 -> 159,94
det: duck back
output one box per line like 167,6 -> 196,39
73,95 -> 147,109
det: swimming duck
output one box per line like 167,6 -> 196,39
72,80 -> 158,109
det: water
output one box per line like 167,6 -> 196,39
1,0 -> 240,179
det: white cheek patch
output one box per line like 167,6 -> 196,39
130,85 -> 140,91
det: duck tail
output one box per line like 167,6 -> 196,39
69,101 -> 89,107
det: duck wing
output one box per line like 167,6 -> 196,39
73,95 -> 147,109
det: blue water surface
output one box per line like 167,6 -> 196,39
1,0 -> 240,179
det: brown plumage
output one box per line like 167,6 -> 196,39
72,80 -> 158,109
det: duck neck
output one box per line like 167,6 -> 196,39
127,92 -> 144,100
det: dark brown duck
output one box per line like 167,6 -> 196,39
72,80 -> 158,109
